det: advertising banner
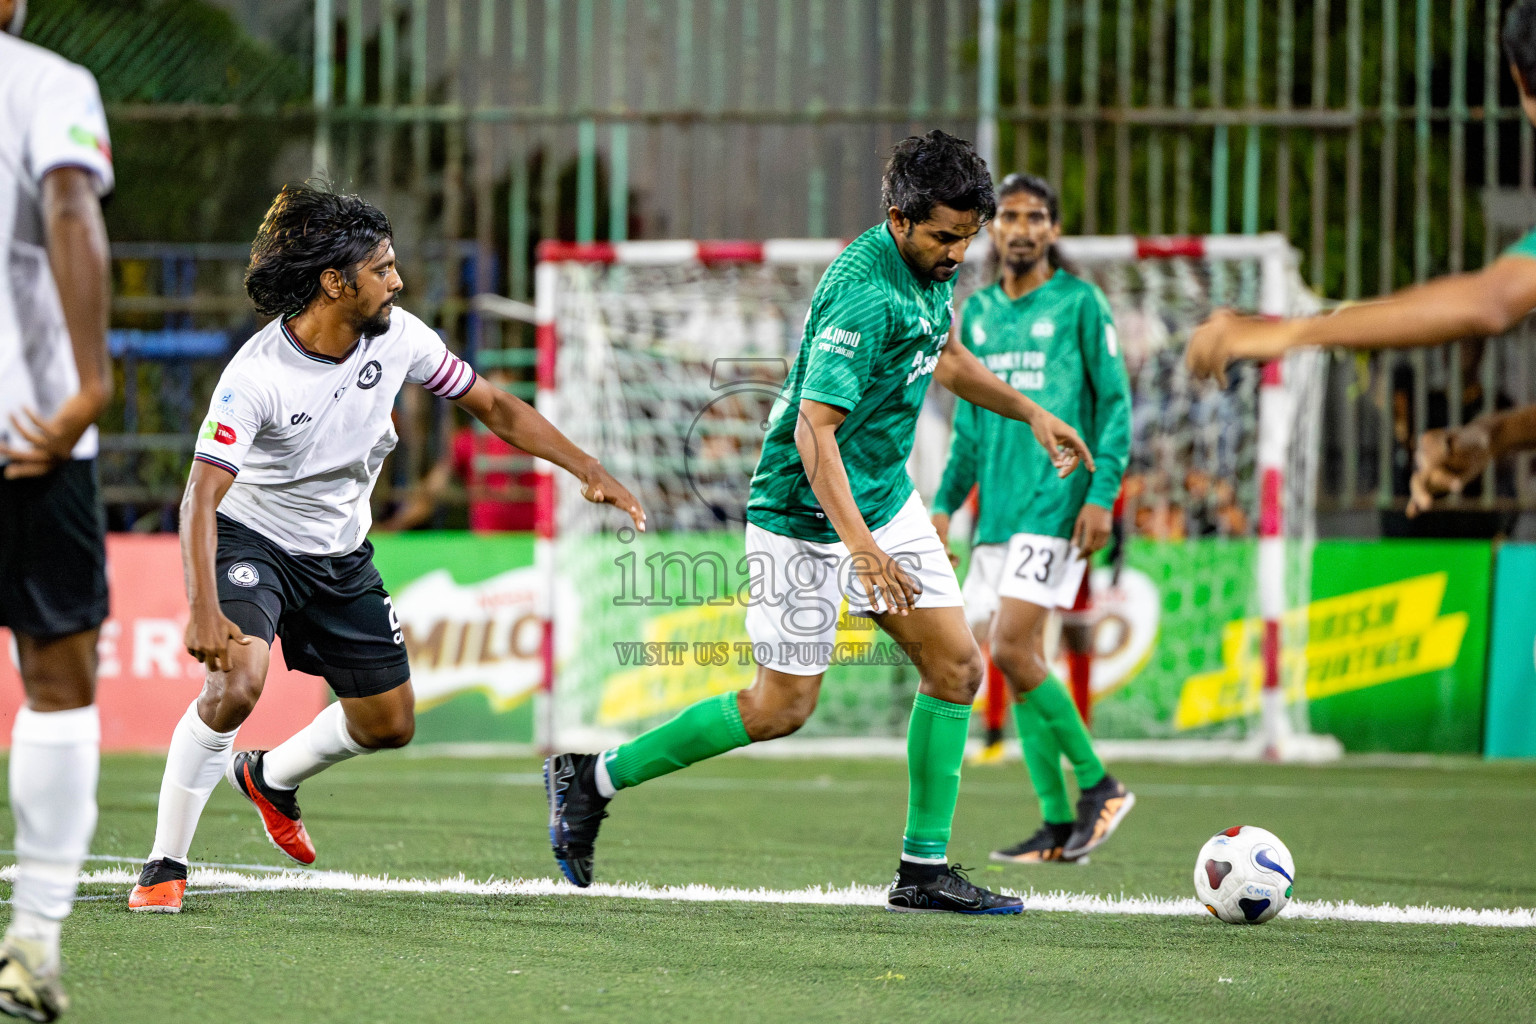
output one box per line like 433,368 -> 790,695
553,531 -> 917,746
1089,539 -> 1490,751
0,535 -> 327,751
369,533 -> 543,744
367,533 -> 1491,754
1485,544 -> 1536,758
1289,541 -> 1488,752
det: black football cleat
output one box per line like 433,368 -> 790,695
1062,775 -> 1136,861
885,862 -> 1023,915
545,752 -> 610,888
990,822 -> 1086,864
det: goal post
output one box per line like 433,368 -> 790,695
1053,233 -> 1338,762
533,233 -> 1339,762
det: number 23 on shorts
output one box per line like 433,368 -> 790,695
997,533 -> 1083,608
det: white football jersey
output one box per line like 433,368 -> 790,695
193,308 -> 476,556
0,32 -> 114,464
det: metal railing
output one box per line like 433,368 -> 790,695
37,0 -> 1536,524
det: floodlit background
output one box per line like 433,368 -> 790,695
15,0 -> 1530,755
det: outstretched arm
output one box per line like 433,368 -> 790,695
453,375 -> 645,531
1187,255 -> 1536,383
0,168 -> 111,477
934,334 -> 1095,478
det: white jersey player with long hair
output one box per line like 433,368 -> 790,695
128,181 -> 645,914
0,0 -> 114,1018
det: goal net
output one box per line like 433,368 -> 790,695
534,235 -> 1337,760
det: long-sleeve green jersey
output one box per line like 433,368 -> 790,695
931,269 -> 1131,544
746,223 -> 955,542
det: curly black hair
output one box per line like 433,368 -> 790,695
243,181 -> 393,317
881,130 -> 996,225
1505,0 -> 1536,93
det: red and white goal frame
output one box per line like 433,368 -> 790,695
1056,234 -> 1305,760
532,233 -> 1332,760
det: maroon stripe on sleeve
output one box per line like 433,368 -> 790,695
423,351 -> 454,391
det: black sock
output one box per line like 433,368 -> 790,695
897,859 -> 948,883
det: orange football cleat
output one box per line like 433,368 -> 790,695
128,858 -> 188,914
226,750 -> 317,865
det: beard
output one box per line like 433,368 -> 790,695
356,301 -> 394,339
1004,247 -> 1046,277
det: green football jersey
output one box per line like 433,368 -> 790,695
746,222 -> 955,542
1505,226 -> 1536,260
932,269 -> 1132,544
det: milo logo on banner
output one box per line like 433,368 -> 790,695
369,536 -> 546,741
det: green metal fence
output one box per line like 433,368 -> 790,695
304,0 -> 1536,519
29,0 -> 1536,522
299,2 -> 1536,292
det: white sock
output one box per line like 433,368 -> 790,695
899,852 -> 947,865
594,751 -> 617,799
7,705 -> 100,971
147,701 -> 238,865
261,702 -> 372,791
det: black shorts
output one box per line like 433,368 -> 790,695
215,515 -> 410,699
0,459 -> 108,641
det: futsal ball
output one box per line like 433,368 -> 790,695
1193,825 -> 1295,925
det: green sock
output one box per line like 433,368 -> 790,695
1031,674 -> 1105,790
605,692 -> 751,790
1011,699 -> 1073,825
902,693 -> 972,862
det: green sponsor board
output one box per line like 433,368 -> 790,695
372,533 -> 1489,753
1090,539 -> 1488,751
370,533 -> 540,744
556,532 -> 918,740
1485,544 -> 1536,759
1088,538 -> 1262,741
1300,541 -> 1489,753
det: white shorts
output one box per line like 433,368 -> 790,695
743,491 -> 963,675
961,533 -> 1088,628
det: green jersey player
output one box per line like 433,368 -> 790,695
932,174 -> 1135,865
546,131 -> 1095,914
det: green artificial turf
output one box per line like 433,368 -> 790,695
7,753 -> 1535,1023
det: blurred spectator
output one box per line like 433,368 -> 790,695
377,372 -> 538,532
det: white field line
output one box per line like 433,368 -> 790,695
67,888 -> 262,903
18,865 -> 1534,928
0,850 -> 308,875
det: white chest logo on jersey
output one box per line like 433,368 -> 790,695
227,563 -> 260,588
906,348 -> 940,386
917,315 -> 948,348
971,324 -> 987,347
1031,320 -> 1055,339
358,360 -> 383,389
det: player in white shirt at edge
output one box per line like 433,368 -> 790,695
128,182 -> 645,914
0,1 -> 114,1019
